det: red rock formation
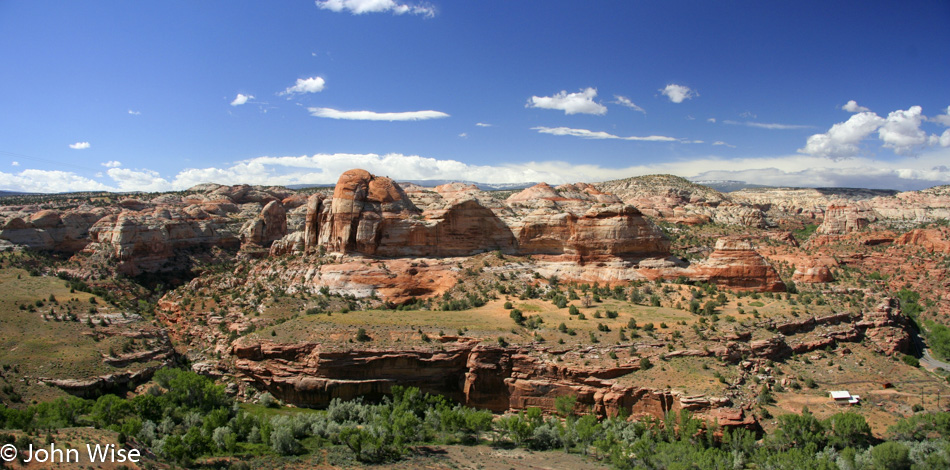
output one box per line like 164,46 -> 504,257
817,201 -> 878,235
792,262 -> 834,283
313,170 -> 668,262
894,228 -> 950,253
0,209 -> 109,252
233,341 -> 725,423
514,204 -> 669,261
240,201 -> 288,250
684,238 -> 786,292
85,208 -> 240,275
857,298 -> 912,355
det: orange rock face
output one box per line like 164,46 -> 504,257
817,201 -> 878,235
683,238 -> 786,291
791,258 -> 835,283
314,170 -> 669,262
232,341 -> 757,427
894,228 -> 950,253
86,208 -> 240,275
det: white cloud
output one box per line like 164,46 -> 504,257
526,88 -> 607,115
458,132 -> 468,138
128,109 -> 141,116
707,118 -> 716,123
475,122 -> 492,127
107,168 -> 172,192
280,77 -> 326,96
316,0 -> 434,17
308,107 -> 449,121
230,93 -> 254,106
878,106 -> 928,154
660,84 -> 697,103
712,141 -> 735,148
533,126 -> 679,142
101,161 -> 122,168
842,100 -> 871,113
800,105 -> 950,159
5,148 -> 950,193
931,106 -> 950,126
612,95 -> 646,114
937,129 -> 950,147
69,142 -> 90,150
724,120 -> 813,130
0,169 -> 110,193
799,111 -> 885,159
11,161 -> 19,166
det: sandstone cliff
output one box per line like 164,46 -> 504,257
595,175 -> 767,227
232,340 -> 754,428
679,238 -> 786,292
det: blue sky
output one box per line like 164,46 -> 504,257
1,0 -> 949,192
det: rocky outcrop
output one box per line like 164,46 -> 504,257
244,256 -> 459,304
595,175 -> 767,228
792,261 -> 834,283
232,341 -> 754,425
682,238 -> 785,292
894,228 -> 950,253
512,202 -> 669,262
303,194 -> 324,252
39,366 -> 164,398
0,209 -> 111,252
308,170 -> 670,262
857,298 -> 913,355
871,185 -> 950,222
240,200 -> 287,250
751,300 -> 912,358
84,207 -> 240,275
816,201 -> 878,235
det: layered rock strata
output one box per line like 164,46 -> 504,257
232,341 -> 755,429
679,238 -> 786,292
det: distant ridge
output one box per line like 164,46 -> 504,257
396,179 -> 538,191
689,179 -> 772,193
287,180 -> 537,191
0,190 -> 36,197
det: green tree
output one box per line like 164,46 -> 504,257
871,441 -> 911,470
825,412 -> 872,449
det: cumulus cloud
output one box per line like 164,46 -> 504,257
799,111 -> 886,159
707,118 -> 716,123
458,132 -> 467,138
280,77 -> 326,96
660,84 -> 697,103
712,141 -> 735,148
128,109 -> 141,115
0,169 -> 110,193
308,107 -> 449,121
532,126 -> 679,142
475,122 -> 492,127
878,106 -> 928,154
931,106 -> 950,126
4,148 -> 950,193
526,88 -> 607,115
800,105 -> 950,159
230,93 -> 254,106
724,120 -> 813,130
612,95 -> 646,114
69,142 -> 90,150
101,161 -> 122,168
937,129 -> 950,147
107,168 -> 172,192
842,100 -> 871,113
316,0 -> 434,17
